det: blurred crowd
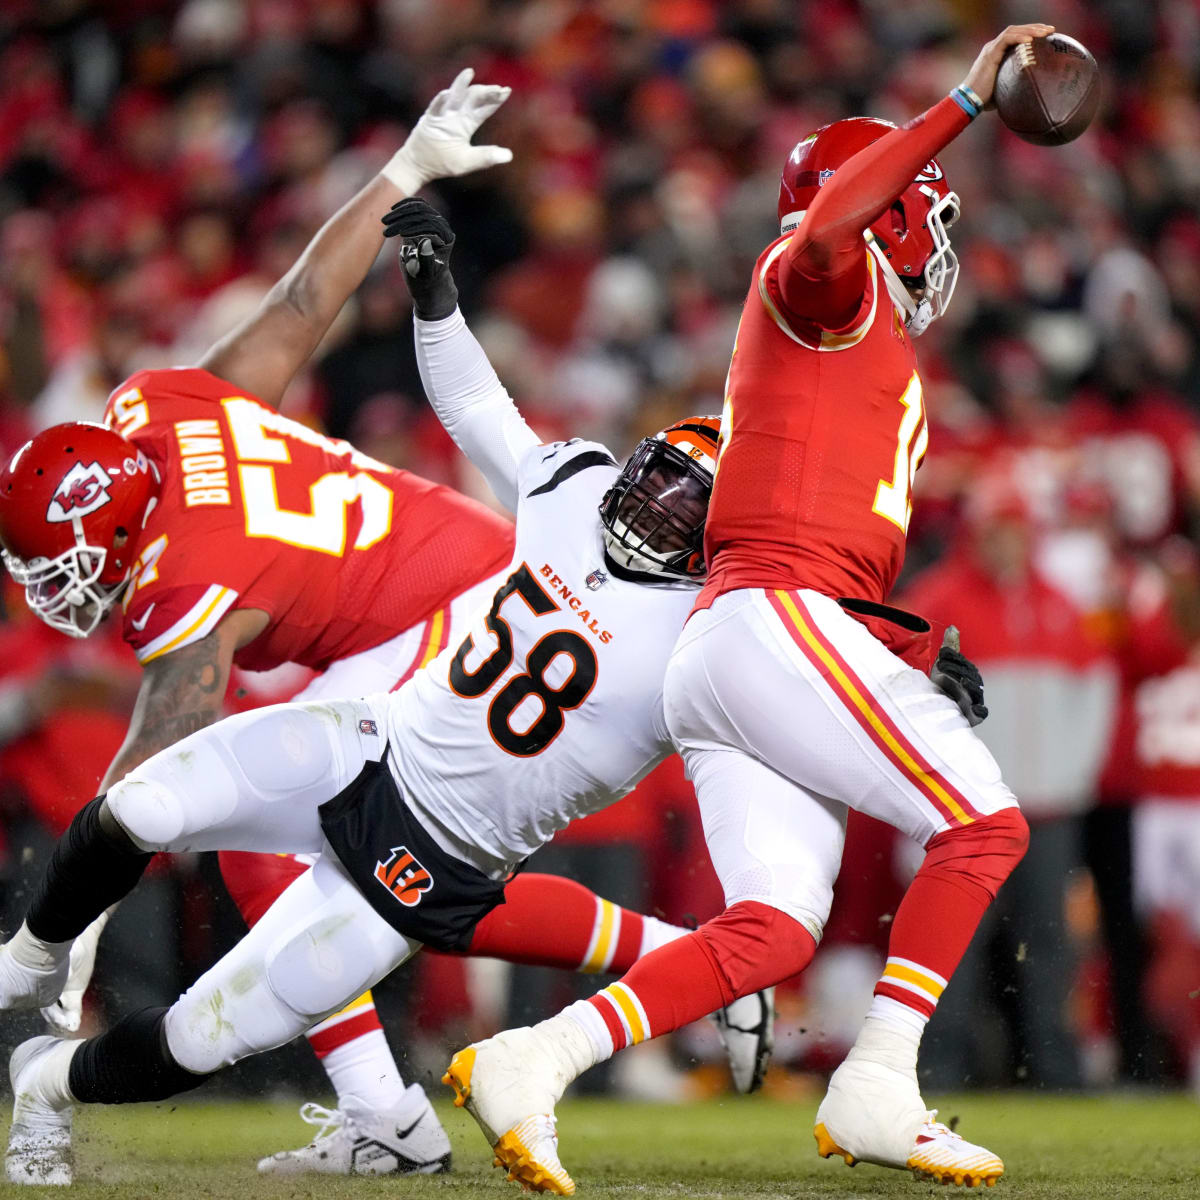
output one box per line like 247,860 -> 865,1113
2,0 -> 1200,1099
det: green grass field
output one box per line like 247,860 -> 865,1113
0,1092 -> 1194,1198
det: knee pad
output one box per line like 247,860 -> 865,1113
106,776 -> 189,852
263,914 -> 380,1021
924,807 -> 1030,900
696,900 -> 818,998
230,707 -> 336,796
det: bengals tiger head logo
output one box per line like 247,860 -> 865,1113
46,461 -> 114,523
373,845 -> 433,908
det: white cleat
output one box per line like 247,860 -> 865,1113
712,986 -> 774,1093
814,1057 -> 1003,1187
443,1027 -> 576,1195
0,929 -> 71,1012
6,1036 -> 75,1187
256,1088 -> 450,1176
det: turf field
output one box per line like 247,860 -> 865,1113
0,1091 -> 1194,1198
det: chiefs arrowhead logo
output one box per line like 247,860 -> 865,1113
46,461 -> 114,523
373,845 -> 433,908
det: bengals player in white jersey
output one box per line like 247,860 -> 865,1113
0,198 -> 777,1189
0,75 -> 767,1181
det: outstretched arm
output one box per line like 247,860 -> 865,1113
198,70 -> 512,408
384,199 -> 538,513
778,23 -> 1054,326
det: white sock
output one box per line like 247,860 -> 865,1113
847,1003 -> 925,1075
535,1004 -> 607,1075
319,1028 -> 407,1110
638,916 -> 686,959
33,1040 -> 80,1114
9,922 -> 72,971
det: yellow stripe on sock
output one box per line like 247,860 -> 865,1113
581,899 -> 616,974
605,983 -> 647,1045
883,962 -> 944,999
331,991 -> 375,1019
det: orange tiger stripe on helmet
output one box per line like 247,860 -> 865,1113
660,416 -> 721,472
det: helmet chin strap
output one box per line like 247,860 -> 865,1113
781,221 -> 935,337
867,239 -> 932,337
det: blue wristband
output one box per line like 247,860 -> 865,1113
950,86 -> 981,119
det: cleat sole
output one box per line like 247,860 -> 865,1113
813,1122 -> 856,1167
442,1048 -> 476,1109
493,1129 -> 574,1196
908,1161 -> 1003,1189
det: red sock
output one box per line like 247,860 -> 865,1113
217,850 -> 388,1058
584,901 -> 816,1051
466,873 -> 654,972
875,807 -> 1029,1021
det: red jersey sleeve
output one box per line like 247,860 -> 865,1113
123,580 -> 239,664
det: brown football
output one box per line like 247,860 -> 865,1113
994,33 -> 1100,146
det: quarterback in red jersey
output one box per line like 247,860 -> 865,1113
0,74 -> 765,1179
452,26 -> 1052,1193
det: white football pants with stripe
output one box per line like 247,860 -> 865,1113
663,588 -> 1020,926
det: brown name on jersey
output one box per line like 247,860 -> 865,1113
539,563 -> 614,644
174,418 -> 231,507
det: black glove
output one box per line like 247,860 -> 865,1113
381,197 -> 459,321
930,625 -> 988,726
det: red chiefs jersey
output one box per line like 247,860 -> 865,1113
104,368 -> 514,671
702,235 -> 922,607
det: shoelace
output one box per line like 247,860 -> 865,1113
920,1109 -> 961,1141
297,1102 -> 345,1144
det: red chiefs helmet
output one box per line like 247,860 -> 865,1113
600,416 -> 720,579
777,117 -> 961,334
0,422 -> 158,636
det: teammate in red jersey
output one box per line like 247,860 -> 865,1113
0,74 -> 766,1178
448,27 -> 1052,1193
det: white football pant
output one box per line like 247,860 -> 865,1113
103,696 -> 419,1073
664,588 -> 1020,931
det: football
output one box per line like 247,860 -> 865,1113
994,32 -> 1100,145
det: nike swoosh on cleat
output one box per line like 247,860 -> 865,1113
396,1116 -> 425,1140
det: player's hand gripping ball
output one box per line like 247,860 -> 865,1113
994,32 -> 1100,145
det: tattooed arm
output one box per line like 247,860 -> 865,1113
99,608 -> 267,791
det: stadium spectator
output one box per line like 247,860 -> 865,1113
901,467 -> 1119,1089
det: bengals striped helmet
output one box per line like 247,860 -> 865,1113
599,416 -> 720,580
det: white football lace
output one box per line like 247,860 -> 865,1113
297,1102 -> 344,1142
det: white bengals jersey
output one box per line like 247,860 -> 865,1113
384,439 -> 697,875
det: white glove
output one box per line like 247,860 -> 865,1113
41,909 -> 109,1034
383,68 -> 512,195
